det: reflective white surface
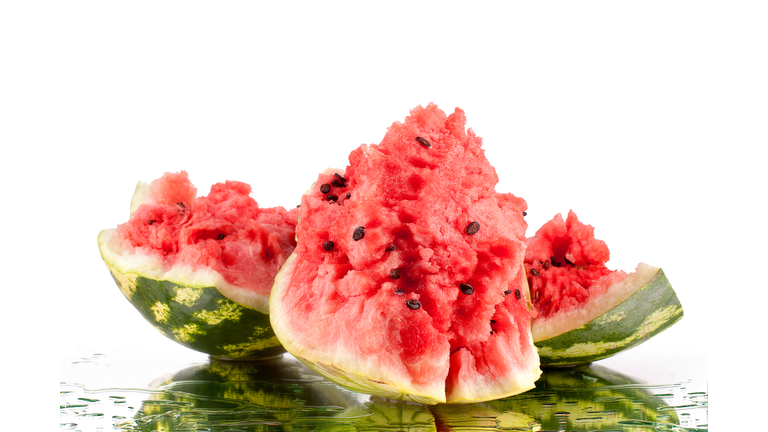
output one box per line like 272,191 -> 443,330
6,2 -> 766,429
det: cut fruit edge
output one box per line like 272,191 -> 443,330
107,178 -> 274,313
97,228 -> 270,313
269,254 -> 442,404
534,264 -> 684,365
270,253 -> 542,405
273,168 -> 540,404
129,180 -> 152,217
532,263 -> 664,342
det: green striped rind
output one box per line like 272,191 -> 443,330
535,268 -> 683,366
99,229 -> 284,359
106,263 -> 284,359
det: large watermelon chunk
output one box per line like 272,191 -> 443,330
270,104 -> 541,404
525,210 -> 684,365
98,171 -> 298,359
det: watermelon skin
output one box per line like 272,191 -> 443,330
100,239 -> 285,359
98,172 -> 299,359
524,211 -> 684,366
117,171 -> 299,314
535,266 -> 683,366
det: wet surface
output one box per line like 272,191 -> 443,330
60,350 -> 707,431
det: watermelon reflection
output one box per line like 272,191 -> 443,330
482,364 -> 682,431
134,354 -> 359,431
133,357 -> 692,431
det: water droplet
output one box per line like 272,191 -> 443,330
77,397 -> 100,403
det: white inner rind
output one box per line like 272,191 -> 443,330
270,253 -> 542,404
447,334 -> 541,404
129,181 -> 151,216
98,229 -> 270,313
270,253 -> 447,404
531,262 -> 659,342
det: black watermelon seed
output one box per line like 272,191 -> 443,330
334,172 -> 346,182
148,219 -> 156,225
390,268 -> 401,280
346,193 -> 351,199
416,136 -> 432,148
326,194 -> 338,202
177,202 -> 186,208
543,260 -> 551,270
530,268 -> 539,276
353,226 -> 365,241
459,283 -> 474,295
504,289 -> 512,296
564,257 -> 575,266
322,241 -> 334,251
551,256 -> 561,267
490,330 -> 495,335
320,183 -> 331,194
395,288 -> 404,295
217,234 -> 225,240
406,299 -> 421,310
515,289 -> 521,300
523,211 -> 527,216
490,319 -> 496,324
332,178 -> 346,188
385,244 -> 396,252
466,221 -> 480,235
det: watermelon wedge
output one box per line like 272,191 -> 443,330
525,210 -> 684,365
270,104 -> 541,404
98,171 -> 298,359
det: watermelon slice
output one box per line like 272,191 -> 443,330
98,171 -> 298,359
270,104 -> 541,404
525,210 -> 684,365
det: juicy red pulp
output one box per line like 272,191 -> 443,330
284,105 -> 535,398
117,171 -> 298,294
525,210 -> 626,319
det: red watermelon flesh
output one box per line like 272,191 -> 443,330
271,104 -> 541,403
116,171 -> 299,309
525,210 -> 630,338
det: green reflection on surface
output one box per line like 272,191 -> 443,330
60,356 -> 707,431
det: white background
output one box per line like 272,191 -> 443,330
2,1 -> 765,428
